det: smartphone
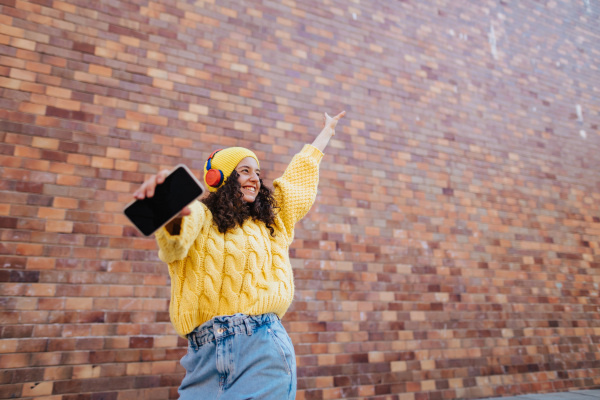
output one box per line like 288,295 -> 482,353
124,164 -> 204,236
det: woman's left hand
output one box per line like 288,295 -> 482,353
312,110 -> 346,152
323,111 -> 346,134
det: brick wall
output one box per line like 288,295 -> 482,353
1,0 -> 599,399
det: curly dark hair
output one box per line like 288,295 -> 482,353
202,170 -> 278,236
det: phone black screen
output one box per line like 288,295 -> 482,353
124,166 -> 204,236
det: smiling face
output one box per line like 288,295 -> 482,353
235,157 -> 261,203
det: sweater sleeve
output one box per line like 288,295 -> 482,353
273,144 -> 324,243
155,200 -> 206,263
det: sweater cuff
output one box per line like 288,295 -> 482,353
155,225 -> 178,253
155,224 -> 175,242
155,214 -> 193,245
302,144 -> 324,163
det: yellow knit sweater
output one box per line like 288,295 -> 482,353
155,144 -> 323,337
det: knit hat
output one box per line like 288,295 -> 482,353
203,147 -> 260,192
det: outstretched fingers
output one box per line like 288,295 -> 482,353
324,110 -> 346,132
133,169 -> 170,199
333,110 -> 346,120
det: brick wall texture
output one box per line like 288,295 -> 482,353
1,0 -> 599,399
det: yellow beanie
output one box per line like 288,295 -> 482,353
203,147 -> 260,192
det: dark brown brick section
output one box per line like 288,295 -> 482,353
129,336 -> 154,349
72,42 -> 95,55
1,0 -> 600,399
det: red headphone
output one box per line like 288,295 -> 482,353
205,149 -> 224,188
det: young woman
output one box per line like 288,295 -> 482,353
133,111 -> 345,399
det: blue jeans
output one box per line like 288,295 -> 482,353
179,313 -> 297,400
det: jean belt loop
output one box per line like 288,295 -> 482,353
244,318 -> 253,336
212,320 -> 219,339
189,332 -> 198,350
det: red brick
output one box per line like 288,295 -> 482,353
0,384 -> 22,399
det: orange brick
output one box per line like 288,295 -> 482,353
106,147 -> 130,159
22,158 -> 50,171
65,297 -> 93,310
118,298 -> 143,310
0,14 -> 12,25
152,135 -> 171,145
189,104 -> 208,115
35,115 -> 60,126
26,13 -> 52,26
72,247 -> 98,259
147,115 -> 168,126
16,243 -> 44,256
20,82 -> 46,95
89,64 -> 112,77
91,156 -> 115,169
38,207 -> 66,219
152,78 -> 173,90
73,71 -> 97,83
0,353 -> 31,368
18,102 -> 46,114
54,98 -> 80,111
125,111 -> 147,123
27,257 -> 56,270
9,67 -> 36,81
67,153 -> 91,166
31,137 -> 59,149
53,197 -> 78,209
45,86 -> 71,98
43,366 -> 72,381
43,54 -> 67,68
151,361 -> 178,375
0,76 -> 21,89
25,61 -> 51,74
99,248 -> 123,260
162,146 -> 181,157
72,364 -> 101,379
98,224 -> 123,236
2,25 -> 25,38
24,284 -> 56,297
117,118 -> 140,130
49,162 -> 75,174
109,285 -> 134,297
53,0 -> 77,13
0,339 -> 18,353
115,160 -> 138,172
46,220 -> 73,233
56,174 -> 82,185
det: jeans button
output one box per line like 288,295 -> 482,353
217,328 -> 224,334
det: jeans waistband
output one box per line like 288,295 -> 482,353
187,313 -> 279,349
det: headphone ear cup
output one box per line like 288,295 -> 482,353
205,168 -> 224,188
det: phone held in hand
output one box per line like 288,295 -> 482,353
124,165 -> 204,236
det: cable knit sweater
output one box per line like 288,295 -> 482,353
155,144 -> 323,337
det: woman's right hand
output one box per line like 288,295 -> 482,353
132,169 -> 192,218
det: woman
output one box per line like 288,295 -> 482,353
133,111 -> 345,399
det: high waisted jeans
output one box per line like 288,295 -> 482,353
179,313 -> 297,400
